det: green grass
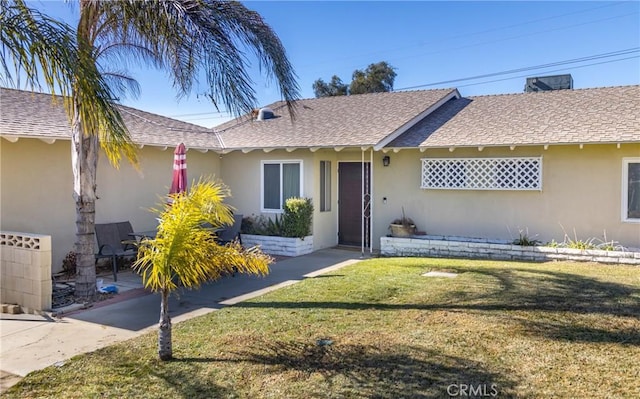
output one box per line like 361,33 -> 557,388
6,258 -> 640,398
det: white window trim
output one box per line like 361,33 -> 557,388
420,157 -> 543,191
260,160 -> 304,213
622,157 -> 640,223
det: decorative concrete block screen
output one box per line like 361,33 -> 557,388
1,231 -> 52,312
421,157 -> 542,190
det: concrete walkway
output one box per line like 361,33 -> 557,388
0,248 -> 365,393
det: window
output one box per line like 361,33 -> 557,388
320,161 -> 331,212
622,158 -> 640,222
262,160 -> 302,211
421,157 -> 542,190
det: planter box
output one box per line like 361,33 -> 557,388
389,224 -> 416,237
380,236 -> 640,265
241,234 -> 313,257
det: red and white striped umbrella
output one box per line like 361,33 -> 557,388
169,143 -> 187,195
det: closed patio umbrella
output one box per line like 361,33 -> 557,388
169,143 -> 187,196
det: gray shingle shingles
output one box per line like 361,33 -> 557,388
0,88 -> 222,149
389,85 -> 640,148
215,89 -> 458,149
4,85 -> 637,151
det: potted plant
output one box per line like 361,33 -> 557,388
389,207 -> 417,237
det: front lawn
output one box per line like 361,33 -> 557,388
6,258 -> 640,398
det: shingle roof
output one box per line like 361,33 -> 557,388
214,89 -> 458,149
4,85 -> 637,152
0,88 -> 222,150
388,85 -> 640,148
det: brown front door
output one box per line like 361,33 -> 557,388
338,162 -> 371,246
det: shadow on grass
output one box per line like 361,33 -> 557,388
233,339 -> 515,398
451,267 -> 640,318
235,267 -> 640,345
517,319 -> 640,345
147,363 -> 233,399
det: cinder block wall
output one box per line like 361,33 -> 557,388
1,231 -> 52,311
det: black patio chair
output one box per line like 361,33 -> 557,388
116,221 -> 138,250
95,222 -> 138,281
215,214 -> 243,245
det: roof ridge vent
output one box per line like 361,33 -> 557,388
256,107 -> 275,121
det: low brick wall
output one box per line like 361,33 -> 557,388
241,234 -> 313,257
381,236 -> 640,265
1,231 -> 52,312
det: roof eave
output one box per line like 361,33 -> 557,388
415,141 -> 640,152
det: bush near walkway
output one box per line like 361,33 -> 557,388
5,258 -> 639,398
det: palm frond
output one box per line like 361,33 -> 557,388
101,70 -> 141,100
133,178 -> 272,294
0,0 -> 138,167
1,0 -> 76,95
91,0 -> 300,117
202,1 -> 300,117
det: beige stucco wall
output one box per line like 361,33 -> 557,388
221,148 -> 384,252
3,138 -> 638,271
220,149 -> 340,250
221,144 -> 640,253
372,144 -> 640,249
0,138 -> 220,272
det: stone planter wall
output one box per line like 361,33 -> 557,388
1,231 -> 52,312
381,235 -> 640,265
241,234 -> 313,257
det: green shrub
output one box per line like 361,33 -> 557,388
240,198 -> 313,239
511,228 -> 540,246
241,214 -> 281,236
281,197 -> 314,239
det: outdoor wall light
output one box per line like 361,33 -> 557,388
382,155 -> 390,167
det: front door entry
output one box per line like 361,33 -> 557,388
338,162 -> 371,246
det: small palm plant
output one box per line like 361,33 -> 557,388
133,178 -> 272,360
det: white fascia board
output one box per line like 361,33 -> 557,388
373,89 -> 461,151
1,134 -> 68,143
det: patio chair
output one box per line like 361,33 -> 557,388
95,222 -> 138,282
116,221 -> 137,250
215,214 -> 243,245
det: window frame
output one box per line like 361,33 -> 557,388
260,160 -> 303,212
320,160 -> 332,212
622,157 -> 640,223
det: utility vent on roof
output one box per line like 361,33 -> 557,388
524,74 -> 573,92
256,107 -> 275,121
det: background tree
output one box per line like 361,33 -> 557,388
349,61 -> 397,95
134,178 -> 272,360
312,75 -> 348,97
3,0 -> 300,300
313,61 -> 396,97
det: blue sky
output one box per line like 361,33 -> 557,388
26,1 -> 640,127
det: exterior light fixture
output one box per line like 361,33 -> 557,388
382,155 -> 390,167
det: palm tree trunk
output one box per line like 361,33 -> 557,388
158,289 -> 173,360
72,94 -> 99,301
